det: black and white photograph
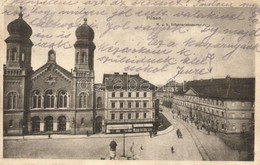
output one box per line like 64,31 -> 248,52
1,0 -> 259,164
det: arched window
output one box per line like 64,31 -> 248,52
32,90 -> 42,108
97,97 -> 102,108
7,49 -> 9,61
44,90 -> 55,108
76,52 -> 79,64
31,116 -> 40,132
7,92 -> 17,109
21,52 -> 25,62
44,116 -> 53,132
79,93 -> 87,108
11,48 -> 17,61
58,90 -> 69,108
81,52 -> 87,63
58,116 -> 66,131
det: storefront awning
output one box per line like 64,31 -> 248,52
107,124 -> 132,130
133,123 -> 153,128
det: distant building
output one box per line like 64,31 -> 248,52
158,77 -> 255,133
102,73 -> 157,133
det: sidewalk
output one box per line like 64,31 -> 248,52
4,125 -> 174,140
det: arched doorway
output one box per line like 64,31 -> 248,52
32,116 -> 40,133
95,116 -> 102,133
44,116 -> 53,132
58,116 -> 66,131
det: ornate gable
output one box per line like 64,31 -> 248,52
185,87 -> 198,96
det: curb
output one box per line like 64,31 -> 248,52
4,126 -> 174,140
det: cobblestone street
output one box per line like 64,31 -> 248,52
4,107 -> 239,160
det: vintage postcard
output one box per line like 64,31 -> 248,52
0,0 -> 259,164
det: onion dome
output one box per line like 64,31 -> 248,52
75,18 -> 94,41
7,7 -> 32,38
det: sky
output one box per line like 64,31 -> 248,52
2,4 -> 256,85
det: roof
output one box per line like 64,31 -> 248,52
183,77 -> 255,100
102,72 -> 157,91
32,62 -> 73,80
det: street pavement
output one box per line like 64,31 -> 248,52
3,106 -> 239,160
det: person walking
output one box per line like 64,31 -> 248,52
171,146 -> 175,153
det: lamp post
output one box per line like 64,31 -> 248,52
123,130 -> 126,157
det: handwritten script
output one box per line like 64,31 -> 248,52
2,0 -> 259,83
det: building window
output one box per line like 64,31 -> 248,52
112,92 -> 115,97
242,124 -> 246,131
32,116 -> 40,132
128,113 -> 131,119
120,102 -> 124,108
111,102 -> 116,108
120,92 -> 123,97
21,52 -> 25,61
9,120 -> 13,127
232,124 -> 236,130
44,116 -> 53,132
58,116 -> 67,131
7,92 -> 17,109
76,52 -> 79,64
120,113 -> 123,120
80,118 -> 84,125
79,93 -> 87,108
128,102 -> 131,108
144,113 -> 147,119
232,113 -> 235,118
58,90 -> 68,108
11,48 -> 17,61
135,102 -> 139,108
143,102 -> 147,108
252,113 -> 254,119
128,92 -> 131,97
44,90 -> 55,108
143,92 -> 147,97
152,112 -> 155,118
32,90 -> 42,109
111,113 -> 115,120
221,111 -> 224,117
136,92 -> 139,97
232,102 -> 235,106
136,113 -> 139,119
97,97 -> 102,108
81,52 -> 87,63
242,113 -> 245,118
242,102 -> 245,107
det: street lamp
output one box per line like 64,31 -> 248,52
123,130 -> 126,157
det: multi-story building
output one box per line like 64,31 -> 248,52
3,11 -> 97,135
102,73 -> 157,133
159,77 -> 255,133
3,10 -> 157,136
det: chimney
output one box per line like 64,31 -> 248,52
114,72 -> 119,75
123,72 -> 127,75
183,81 -> 186,92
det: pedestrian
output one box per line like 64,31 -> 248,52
140,144 -> 144,150
48,133 -> 51,139
171,146 -> 174,153
179,131 -> 182,138
176,129 -> 179,138
149,131 -> 152,138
